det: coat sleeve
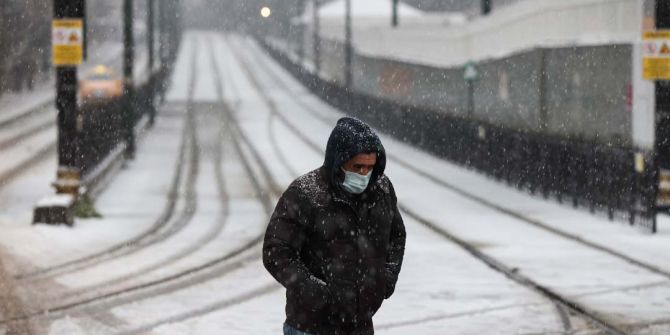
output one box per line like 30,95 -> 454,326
262,186 -> 330,311
384,181 -> 406,299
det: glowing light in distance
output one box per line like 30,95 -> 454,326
260,6 -> 272,18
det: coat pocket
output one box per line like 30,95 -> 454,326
327,279 -> 359,325
287,279 -> 330,312
358,268 -> 386,318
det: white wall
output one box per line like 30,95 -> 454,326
314,0 -> 659,150
318,0 -> 637,68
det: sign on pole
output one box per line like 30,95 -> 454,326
52,19 -> 84,66
643,30 -> 670,80
464,62 -> 478,81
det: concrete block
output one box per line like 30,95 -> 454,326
32,194 -> 75,226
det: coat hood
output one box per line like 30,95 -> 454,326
323,117 -> 386,192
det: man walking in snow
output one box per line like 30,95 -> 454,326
263,117 -> 406,335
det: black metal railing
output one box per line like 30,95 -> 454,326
260,39 -> 658,233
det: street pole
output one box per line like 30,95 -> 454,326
159,0 -> 167,72
464,62 -> 478,119
392,0 -> 398,28
166,0 -> 180,64
345,0 -> 352,89
54,0 -> 84,191
147,0 -> 156,125
651,0 -> 670,233
33,0 -> 86,225
148,0 -> 154,72
123,0 -> 135,158
1,4 -> 7,92
482,0 -> 492,15
656,0 -> 670,147
313,0 -> 320,74
298,0 -> 305,65
467,81 -> 474,117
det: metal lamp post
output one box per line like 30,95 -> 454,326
392,0 -> 398,27
123,0 -> 135,158
147,0 -> 157,125
344,0 -> 352,89
313,0 -> 320,74
54,0 -> 85,195
33,0 -> 86,226
482,0 -> 492,15
148,0 -> 155,72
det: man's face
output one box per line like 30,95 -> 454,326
342,153 -> 377,175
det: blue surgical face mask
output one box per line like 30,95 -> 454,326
341,168 -> 373,194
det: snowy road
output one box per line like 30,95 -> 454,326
0,31 -> 669,334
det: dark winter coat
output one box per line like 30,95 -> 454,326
263,117 -> 406,335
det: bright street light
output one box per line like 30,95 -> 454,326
260,6 -> 272,18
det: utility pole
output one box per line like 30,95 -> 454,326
123,0 -> 135,158
392,0 -> 398,27
345,0 -> 352,89
159,0 -> 167,72
0,4 -> 6,92
33,0 -> 86,226
147,0 -> 156,125
148,0 -> 155,72
482,0 -> 492,15
54,0 -> 85,192
651,0 -> 670,234
298,0 -> 305,65
313,0 -> 320,74
464,62 -> 478,118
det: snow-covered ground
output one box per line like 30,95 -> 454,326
0,30 -> 668,335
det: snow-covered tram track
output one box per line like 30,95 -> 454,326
14,38 -> 238,286
0,44 -> 132,192
243,35 -> 670,332
13,112 -> 187,282
54,35 -> 271,305
239,43 -> 670,330
12,44 -> 201,283
0,35 -> 279,333
209,34 -> 579,334
55,100 -> 203,301
236,39 -> 670,331
0,105 -> 57,191
220,33 -> 670,334
247,36 -> 670,281
0,39 -> 200,327
0,116 -> 54,152
0,141 -> 56,192
47,40 -> 288,332
238,43 -> 670,329
244,30 -> 670,282
0,101 -> 53,131
250,38 -> 670,282
112,78 -> 286,335
219,33 -> 580,334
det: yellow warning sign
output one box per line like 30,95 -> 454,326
52,19 -> 83,66
660,43 -> 670,55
